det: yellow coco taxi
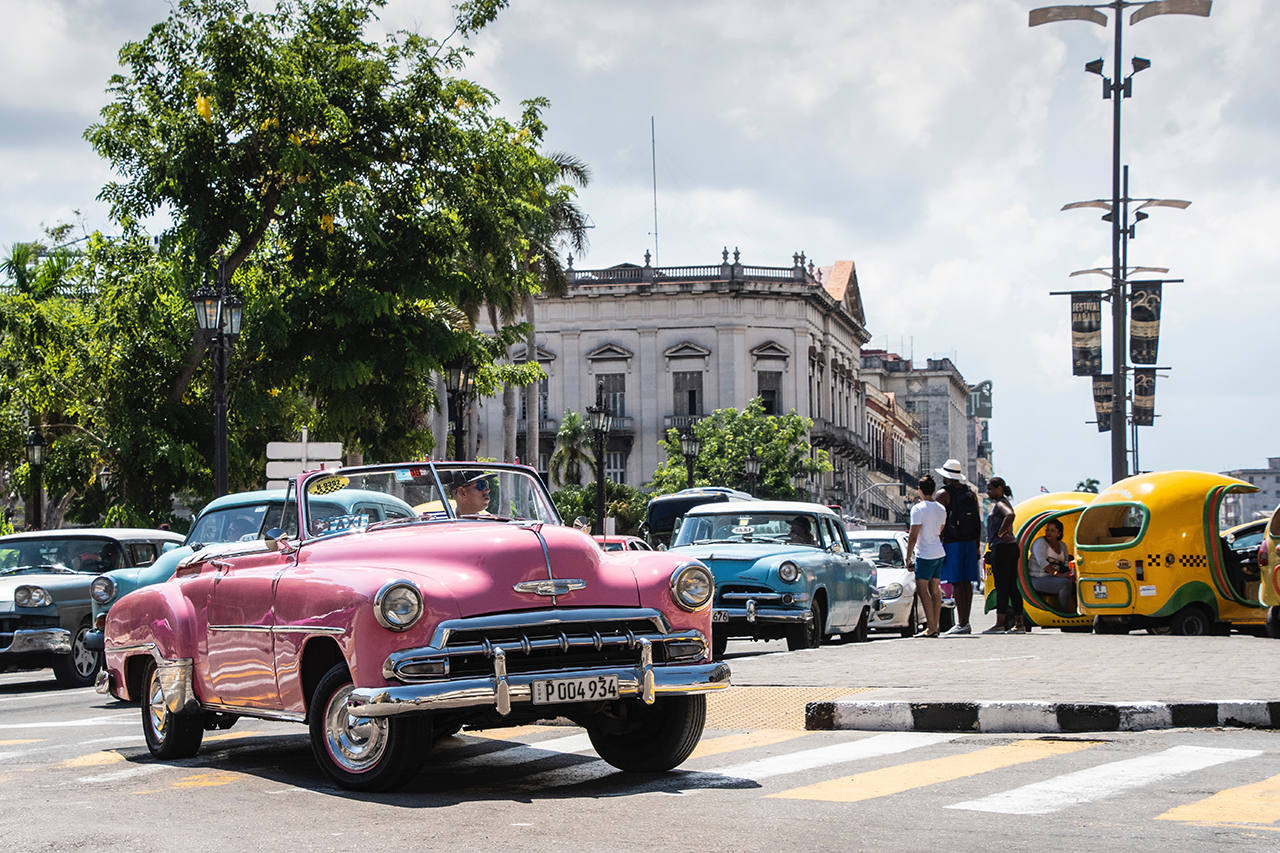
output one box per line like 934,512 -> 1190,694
1258,504 -> 1280,638
984,491 -> 1094,631
1074,470 -> 1265,636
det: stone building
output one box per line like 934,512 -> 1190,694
471,250 -> 873,494
1220,458 -> 1280,525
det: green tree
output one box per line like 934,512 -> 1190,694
648,398 -> 829,498
547,410 -> 595,488
1075,478 -> 1100,493
550,480 -> 648,535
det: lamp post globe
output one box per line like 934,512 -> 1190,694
679,427 -> 701,489
444,361 -> 472,461
24,428 -> 45,530
745,451 -> 761,495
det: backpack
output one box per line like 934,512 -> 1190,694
942,482 -> 981,542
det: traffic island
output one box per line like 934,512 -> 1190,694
805,699 -> 1280,733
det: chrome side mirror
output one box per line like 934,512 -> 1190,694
264,528 -> 297,554
572,516 -> 590,531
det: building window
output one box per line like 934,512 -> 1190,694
673,371 -> 703,416
605,450 -> 627,484
519,377 -> 549,421
599,372 -> 626,417
758,371 -> 781,416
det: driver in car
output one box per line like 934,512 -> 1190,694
451,473 -> 494,516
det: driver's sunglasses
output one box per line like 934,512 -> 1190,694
472,479 -> 491,492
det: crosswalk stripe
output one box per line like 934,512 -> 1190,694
689,729 -> 810,760
708,731 -> 958,782
77,763 -> 169,784
465,725 -> 555,741
1156,772 -> 1280,824
460,733 -> 596,769
0,739 -> 43,746
0,716 -> 135,730
770,737 -> 1099,803
948,745 -> 1264,815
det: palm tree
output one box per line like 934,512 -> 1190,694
523,152 -> 591,474
548,410 -> 596,487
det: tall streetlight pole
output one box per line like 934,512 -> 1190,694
25,428 -> 45,530
191,257 -> 244,498
745,451 -> 761,496
679,427 -> 700,490
444,361 -> 472,461
1031,0 -> 1211,482
586,382 -> 613,535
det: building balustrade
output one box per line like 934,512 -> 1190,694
810,417 -> 870,463
663,414 -> 706,432
517,417 -> 559,434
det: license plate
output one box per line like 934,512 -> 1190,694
1093,582 -> 1108,600
531,675 -> 619,705
712,610 -> 730,622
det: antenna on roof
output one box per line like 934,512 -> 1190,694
649,116 -> 660,268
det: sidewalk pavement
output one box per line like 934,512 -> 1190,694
720,605 -> 1280,733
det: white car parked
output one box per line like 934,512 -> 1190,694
846,529 -> 954,636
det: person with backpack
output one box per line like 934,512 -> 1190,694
935,458 -> 981,635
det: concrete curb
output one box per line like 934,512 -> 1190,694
805,699 -> 1280,733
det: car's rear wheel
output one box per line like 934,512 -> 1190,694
308,663 -> 428,791
141,659 -> 204,759
1169,605 -> 1213,636
52,621 -> 102,688
587,695 -> 706,772
786,602 -> 823,650
1093,615 -> 1131,634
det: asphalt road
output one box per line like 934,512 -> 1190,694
3,658 -> 1278,852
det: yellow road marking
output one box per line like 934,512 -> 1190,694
1156,773 -> 1280,825
133,771 -> 243,794
61,750 -> 125,768
466,725 -> 557,741
690,729 -> 810,760
770,738 -> 1100,803
203,729 -> 277,743
0,739 -> 42,746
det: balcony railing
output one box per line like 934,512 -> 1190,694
517,418 -> 559,434
810,417 -> 871,462
663,414 -> 706,432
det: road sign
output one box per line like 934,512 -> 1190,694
265,460 -> 341,480
266,441 -> 343,461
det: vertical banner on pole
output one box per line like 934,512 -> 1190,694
1092,375 -> 1113,432
1132,368 -> 1156,426
1071,293 -> 1103,375
1129,282 -> 1162,364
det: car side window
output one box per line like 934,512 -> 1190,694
823,518 -> 845,552
129,542 -> 159,567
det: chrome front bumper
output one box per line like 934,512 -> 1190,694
713,600 -> 812,626
0,628 -> 72,657
348,660 -> 731,719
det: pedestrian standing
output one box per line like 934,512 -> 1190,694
983,477 -> 1022,633
935,458 -> 982,635
905,475 -> 946,637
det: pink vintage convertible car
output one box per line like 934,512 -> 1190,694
99,462 -> 728,791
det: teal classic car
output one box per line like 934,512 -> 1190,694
86,487 -> 416,649
1,528 -> 184,686
669,501 -> 877,657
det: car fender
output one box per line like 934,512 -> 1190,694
103,583 -> 201,701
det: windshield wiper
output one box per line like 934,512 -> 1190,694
0,563 -> 72,576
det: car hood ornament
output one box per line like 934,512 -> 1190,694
513,579 -> 587,596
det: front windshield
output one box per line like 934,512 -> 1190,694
300,463 -> 560,540
671,511 -> 824,548
848,536 -> 904,566
0,537 -> 125,575
188,502 -> 285,546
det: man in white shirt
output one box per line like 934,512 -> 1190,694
906,475 -> 947,637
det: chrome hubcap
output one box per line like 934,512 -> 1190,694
71,629 -> 98,677
147,674 -> 168,740
324,683 -> 388,773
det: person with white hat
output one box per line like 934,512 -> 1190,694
934,458 -> 981,635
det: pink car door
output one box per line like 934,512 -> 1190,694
205,547 -> 293,710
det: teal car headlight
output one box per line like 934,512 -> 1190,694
90,576 -> 117,605
670,563 -> 714,611
777,561 -> 801,584
374,580 -> 423,631
15,585 -> 53,608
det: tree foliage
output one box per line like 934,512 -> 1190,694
548,410 -> 595,488
1075,478 -> 1100,494
647,398 -> 829,498
550,481 -> 648,536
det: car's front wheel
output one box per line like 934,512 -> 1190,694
711,629 -> 728,660
308,663 -> 428,792
52,621 -> 102,688
141,659 -> 204,759
587,695 -> 706,772
786,602 -> 824,650
900,600 -> 919,638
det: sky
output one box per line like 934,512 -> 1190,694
2,0 -> 1277,496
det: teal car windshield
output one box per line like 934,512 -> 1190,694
188,502 -> 285,545
672,512 -> 823,548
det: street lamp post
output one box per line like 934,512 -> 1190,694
24,428 -> 45,530
586,382 -> 613,535
191,261 -> 244,498
444,361 -> 472,461
679,427 -> 700,489
1031,0 -> 1212,482
745,451 -> 761,495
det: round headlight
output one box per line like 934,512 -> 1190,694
374,581 -> 423,631
670,563 -> 713,611
778,561 -> 801,584
15,586 -> 53,608
91,576 -> 117,605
